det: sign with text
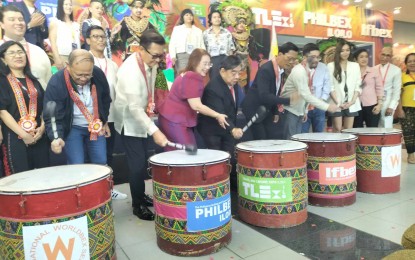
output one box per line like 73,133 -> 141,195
381,145 -> 401,178
238,174 -> 292,203
319,160 -> 356,185
23,216 -> 90,260
186,193 -> 231,232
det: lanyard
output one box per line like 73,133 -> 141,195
302,62 -> 315,93
379,63 -> 390,86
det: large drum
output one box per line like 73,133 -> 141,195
149,149 -> 231,256
0,165 -> 115,260
342,128 -> 402,194
235,140 -> 308,228
291,133 -> 357,207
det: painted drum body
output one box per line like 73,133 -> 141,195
235,140 -> 308,228
0,165 -> 115,260
343,128 -> 402,194
292,133 -> 357,207
149,149 -> 231,256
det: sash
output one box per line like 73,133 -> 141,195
7,74 -> 38,132
136,52 -> 156,117
64,69 -> 102,140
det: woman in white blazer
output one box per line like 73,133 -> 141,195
327,40 -> 362,132
169,9 -> 205,73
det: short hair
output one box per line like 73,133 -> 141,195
85,25 -> 105,38
140,29 -> 165,49
302,43 -> 319,56
353,49 -> 369,61
0,5 -> 24,23
208,10 -> 221,27
0,41 -> 37,81
56,0 -> 74,22
179,8 -> 194,25
279,42 -> 299,55
68,50 -> 94,66
404,53 -> 415,74
220,55 -> 242,70
184,48 -> 210,73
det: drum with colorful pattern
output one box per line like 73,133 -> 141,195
342,128 -> 402,194
291,133 -> 357,207
235,140 -> 308,228
149,149 -> 231,256
0,165 -> 115,260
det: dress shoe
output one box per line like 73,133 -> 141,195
143,194 -> 154,206
133,204 -> 155,221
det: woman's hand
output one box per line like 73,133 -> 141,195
22,132 -> 36,145
372,104 -> 382,115
396,108 -> 405,119
33,124 -> 45,142
54,58 -> 66,70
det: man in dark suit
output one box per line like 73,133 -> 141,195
241,42 -> 299,140
197,55 -> 243,185
9,0 -> 48,49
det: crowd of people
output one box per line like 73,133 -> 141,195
0,0 -> 413,222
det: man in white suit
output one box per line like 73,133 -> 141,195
114,29 -> 168,220
376,47 -> 402,128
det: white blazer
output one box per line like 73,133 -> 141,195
327,61 -> 362,113
113,53 -> 158,137
168,24 -> 205,58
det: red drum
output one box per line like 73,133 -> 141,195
343,128 -> 402,194
291,133 -> 357,207
235,140 -> 308,228
0,165 -> 115,260
149,149 -> 231,256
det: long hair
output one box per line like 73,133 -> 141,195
333,39 -> 354,83
56,0 -> 74,22
0,41 -> 37,81
183,48 -> 210,73
405,53 -> 415,74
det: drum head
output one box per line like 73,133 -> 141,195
149,149 -> 230,166
0,164 -> 112,195
236,140 -> 307,153
292,133 -> 357,142
342,127 -> 402,135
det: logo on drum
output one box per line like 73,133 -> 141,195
22,216 -> 90,260
319,160 -> 356,185
381,145 -> 401,178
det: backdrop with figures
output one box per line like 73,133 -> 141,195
9,0 -> 394,83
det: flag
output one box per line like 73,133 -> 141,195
269,24 -> 279,59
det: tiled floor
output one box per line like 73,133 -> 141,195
112,148 -> 414,259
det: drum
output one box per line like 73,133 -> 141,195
292,133 -> 357,207
0,165 -> 115,260
235,140 -> 308,228
342,128 -> 402,194
149,149 -> 231,256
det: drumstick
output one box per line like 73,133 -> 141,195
167,142 -> 197,155
45,101 -> 59,139
242,105 -> 267,132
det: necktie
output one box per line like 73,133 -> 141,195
230,86 -> 235,103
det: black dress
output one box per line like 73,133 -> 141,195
0,75 -> 49,175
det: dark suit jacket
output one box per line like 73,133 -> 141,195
43,66 -> 111,141
10,1 -> 48,49
241,60 -> 290,120
197,74 -> 238,136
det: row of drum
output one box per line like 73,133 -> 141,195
0,127 -> 402,258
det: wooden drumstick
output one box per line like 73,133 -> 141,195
45,101 -> 59,139
242,105 -> 267,133
167,142 -> 197,155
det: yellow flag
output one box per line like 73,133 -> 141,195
269,24 -> 279,59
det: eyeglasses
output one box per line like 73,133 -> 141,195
90,35 -> 107,41
143,47 -> 165,60
284,54 -> 297,63
4,50 -> 25,57
202,62 -> 213,68
307,55 -> 322,61
231,69 -> 242,76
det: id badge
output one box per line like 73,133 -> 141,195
210,46 -> 220,56
72,43 -> 77,50
186,44 -> 194,54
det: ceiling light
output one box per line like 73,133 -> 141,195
393,7 -> 401,14
366,1 -> 373,8
354,0 -> 362,2
342,0 -> 350,5
393,43 -> 399,47
409,45 -> 414,49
